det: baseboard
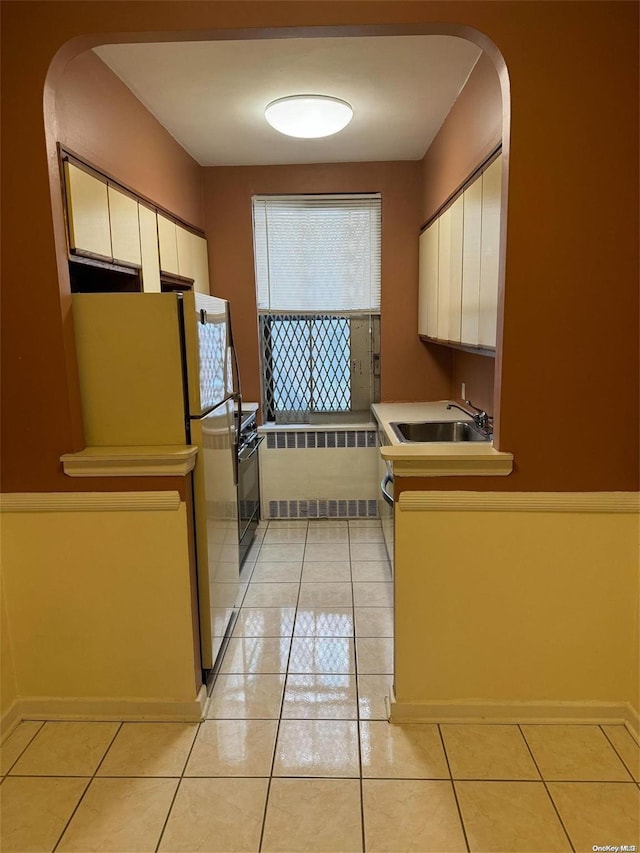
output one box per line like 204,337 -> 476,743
0,700 -> 23,742
389,696 -> 640,738
1,686 -> 207,738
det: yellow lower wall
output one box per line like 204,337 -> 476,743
394,492 -> 639,725
1,494 -> 201,728
1,575 -> 18,719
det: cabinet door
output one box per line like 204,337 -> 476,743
157,214 -> 179,275
139,204 -> 161,292
437,206 -> 452,341
192,234 -> 211,295
108,186 -> 141,266
176,225 -> 194,281
461,175 -> 483,346
446,195 -> 464,343
418,220 -> 438,337
479,155 -> 502,348
64,162 -> 111,259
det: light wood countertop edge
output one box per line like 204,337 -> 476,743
60,445 -> 198,477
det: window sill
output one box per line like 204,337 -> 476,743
258,421 -> 376,432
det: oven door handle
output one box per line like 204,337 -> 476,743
239,435 -> 265,462
381,473 -> 394,506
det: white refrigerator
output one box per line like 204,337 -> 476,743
72,291 -> 242,673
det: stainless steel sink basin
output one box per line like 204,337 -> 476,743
390,420 -> 491,443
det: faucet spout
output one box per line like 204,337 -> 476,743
446,400 -> 492,433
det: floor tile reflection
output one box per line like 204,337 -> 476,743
282,674 -> 358,719
294,607 -> 355,638
288,637 -> 355,674
206,674 -> 285,719
273,719 -> 360,778
218,637 -> 291,675
232,607 -> 296,638
360,721 -> 449,779
185,719 -> 278,777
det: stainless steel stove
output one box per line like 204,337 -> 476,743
236,410 -> 263,567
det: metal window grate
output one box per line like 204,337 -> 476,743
261,314 -> 351,422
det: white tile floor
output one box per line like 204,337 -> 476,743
1,519 -> 639,852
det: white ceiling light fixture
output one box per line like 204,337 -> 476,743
264,94 -> 353,138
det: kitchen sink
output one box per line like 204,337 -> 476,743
390,420 -> 491,443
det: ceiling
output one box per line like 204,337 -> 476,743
94,36 -> 481,167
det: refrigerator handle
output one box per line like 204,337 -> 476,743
225,301 -> 242,487
226,302 -> 242,400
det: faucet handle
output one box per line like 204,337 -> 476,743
464,399 -> 485,416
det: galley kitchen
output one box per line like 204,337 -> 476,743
2,17 -> 637,849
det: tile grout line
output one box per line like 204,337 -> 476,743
51,721 -> 123,852
258,519 -> 307,853
7,772 -> 638,783
516,724 -> 576,853
599,724 -> 638,782
437,725 -> 471,853
1,720 -> 45,777
349,521 -> 368,853
153,718 -> 204,852
160,519 -> 272,853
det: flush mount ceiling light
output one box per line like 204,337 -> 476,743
264,94 -> 353,138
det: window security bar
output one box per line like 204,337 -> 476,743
260,314 -> 352,423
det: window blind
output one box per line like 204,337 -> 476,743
252,194 -> 381,313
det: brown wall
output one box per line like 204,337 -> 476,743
56,50 -> 204,228
203,162 -> 452,408
420,50 -> 502,415
0,46 -> 205,492
452,351 -> 495,415
1,1 -> 638,494
421,52 -> 503,222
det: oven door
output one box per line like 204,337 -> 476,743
238,432 -> 263,567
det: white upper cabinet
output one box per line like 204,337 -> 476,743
191,234 -> 211,295
436,205 -> 452,341
157,214 -> 180,275
63,156 -> 209,294
138,203 -> 161,292
478,156 -> 502,349
418,219 -> 438,337
176,226 -> 210,293
64,162 -> 112,260
446,195 -> 464,343
461,176 -> 483,346
176,225 -> 193,280
108,186 -> 141,266
418,152 -> 502,352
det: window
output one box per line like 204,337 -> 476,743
252,194 -> 381,423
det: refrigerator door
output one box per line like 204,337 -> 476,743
190,397 -> 240,670
181,291 -> 234,416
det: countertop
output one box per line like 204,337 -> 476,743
60,445 -> 198,477
371,401 -> 513,478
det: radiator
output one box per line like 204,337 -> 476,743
259,428 -> 379,519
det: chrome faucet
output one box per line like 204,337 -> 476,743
447,399 -> 492,432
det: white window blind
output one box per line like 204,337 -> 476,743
253,194 -> 381,313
